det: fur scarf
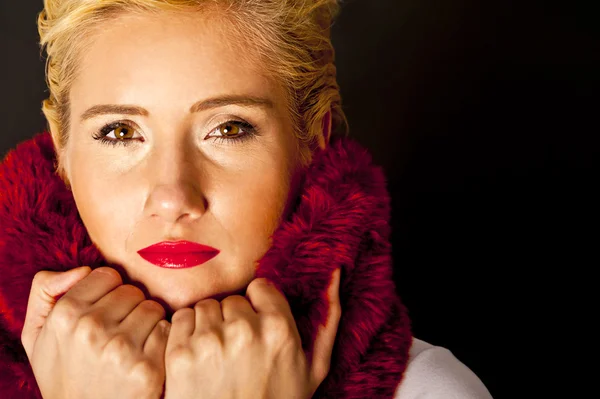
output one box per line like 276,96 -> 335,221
0,131 -> 412,398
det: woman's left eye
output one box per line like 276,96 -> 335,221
206,120 -> 258,144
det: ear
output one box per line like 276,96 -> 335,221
317,109 -> 332,150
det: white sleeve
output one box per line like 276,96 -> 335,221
394,339 -> 493,399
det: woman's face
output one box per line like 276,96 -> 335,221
63,11 -> 304,313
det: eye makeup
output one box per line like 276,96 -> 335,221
91,118 -> 260,147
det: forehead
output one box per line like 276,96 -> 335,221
70,10 -> 282,110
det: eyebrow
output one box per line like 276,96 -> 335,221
79,95 -> 275,121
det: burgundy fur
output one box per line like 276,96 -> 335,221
0,131 -> 412,398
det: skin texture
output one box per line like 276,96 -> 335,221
20,10 -> 340,399
62,11 -> 305,313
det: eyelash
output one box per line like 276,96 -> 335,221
91,119 -> 259,147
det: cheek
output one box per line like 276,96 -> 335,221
218,165 -> 292,248
70,163 -> 137,249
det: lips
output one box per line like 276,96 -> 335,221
137,240 -> 220,269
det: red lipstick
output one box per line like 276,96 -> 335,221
137,240 -> 220,269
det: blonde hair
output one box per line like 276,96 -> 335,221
37,0 -> 348,183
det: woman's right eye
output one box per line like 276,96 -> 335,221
92,122 -> 142,147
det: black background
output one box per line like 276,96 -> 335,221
1,1 -> 596,398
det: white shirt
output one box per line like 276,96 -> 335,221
394,337 -> 494,398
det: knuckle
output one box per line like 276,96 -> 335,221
194,329 -> 224,358
31,270 -> 51,289
51,297 -> 82,330
262,314 -> 294,346
139,300 -> 165,317
197,328 -> 223,352
166,345 -> 194,372
263,313 -> 290,333
74,313 -> 105,344
103,333 -> 134,361
129,359 -> 160,387
225,319 -> 255,345
199,329 -> 222,345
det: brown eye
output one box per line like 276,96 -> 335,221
206,119 -> 257,144
114,125 -> 134,139
93,121 -> 142,147
219,123 -> 241,137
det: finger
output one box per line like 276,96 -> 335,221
309,268 -> 342,392
61,267 -> 123,305
143,319 -> 171,362
118,300 -> 166,348
168,308 -> 195,347
21,266 -> 92,360
193,299 -> 223,333
91,284 -> 146,324
245,278 -> 292,318
220,295 -> 255,322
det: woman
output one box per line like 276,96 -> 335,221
0,0 -> 493,398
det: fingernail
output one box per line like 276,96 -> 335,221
92,267 -> 111,275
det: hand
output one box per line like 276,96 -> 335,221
164,268 -> 341,399
21,267 -> 170,399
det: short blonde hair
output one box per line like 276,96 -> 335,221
37,0 -> 348,183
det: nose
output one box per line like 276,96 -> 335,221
143,141 -> 207,225
146,183 -> 206,224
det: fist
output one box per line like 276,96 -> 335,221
21,267 -> 170,399
164,269 -> 341,399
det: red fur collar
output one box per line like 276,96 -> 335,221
0,131 -> 411,398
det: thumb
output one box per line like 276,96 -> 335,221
21,266 -> 92,360
309,268 -> 342,394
